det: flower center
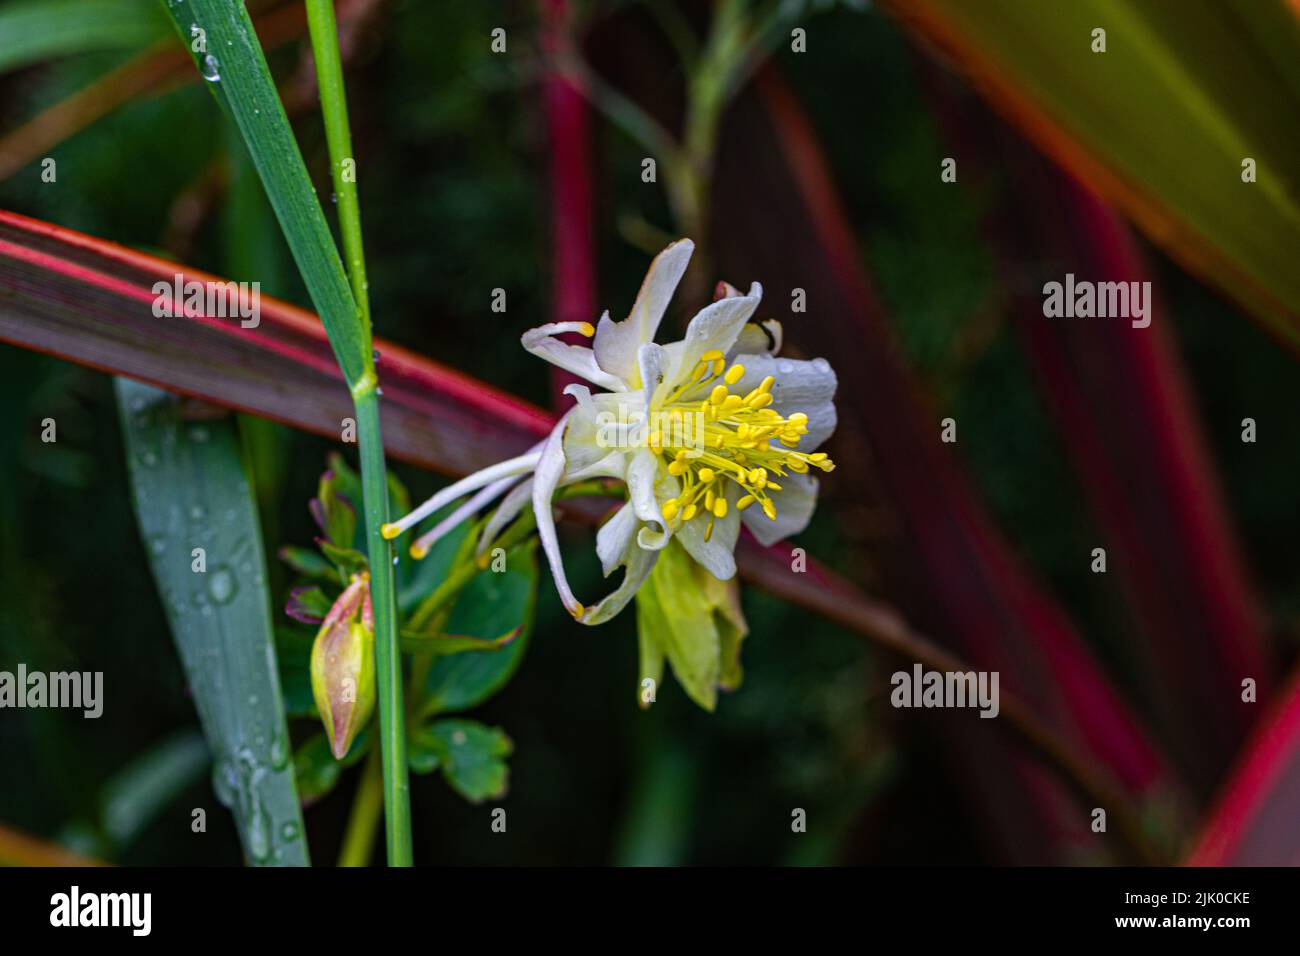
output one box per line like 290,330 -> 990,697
650,349 -> 834,540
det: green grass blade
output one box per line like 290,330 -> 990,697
157,0 -> 369,387
116,378 -> 309,866
0,0 -> 168,74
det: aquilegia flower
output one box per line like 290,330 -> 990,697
382,239 -> 837,624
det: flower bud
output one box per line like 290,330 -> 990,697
310,574 -> 375,759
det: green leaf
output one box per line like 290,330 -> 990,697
314,469 -> 357,550
61,731 -> 210,858
116,378 -> 309,866
0,0 -> 167,74
286,585 -> 334,623
293,730 -> 369,804
420,547 -> 538,716
278,545 -> 338,582
293,734 -> 342,804
275,627 -> 317,719
100,732 -> 210,848
319,540 -> 368,578
409,719 -> 512,803
158,0 -> 369,385
397,509 -> 473,616
399,627 -> 520,656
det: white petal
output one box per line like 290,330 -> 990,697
627,448 -> 670,551
742,473 -> 819,546
389,447 -> 542,536
533,414 -> 583,617
412,475 -> 518,556
595,502 -> 639,577
636,342 -> 669,418
662,282 -> 762,386
522,322 -> 625,391
582,543 -> 659,626
729,353 -> 838,452
593,239 -> 694,384
676,483 -> 740,580
562,391 -> 634,478
476,477 -> 534,558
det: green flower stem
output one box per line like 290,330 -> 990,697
306,2 -> 410,866
305,0 -> 371,328
354,384 -> 411,866
338,748 -> 384,867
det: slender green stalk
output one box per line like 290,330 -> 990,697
306,1 -> 410,866
338,749 -> 384,867
305,0 -> 370,328
353,382 -> 410,865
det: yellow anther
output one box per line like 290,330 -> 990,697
662,499 -> 680,521
577,322 -> 595,337
711,358 -> 726,376
668,460 -> 687,477
724,364 -> 745,385
381,522 -> 402,540
700,349 -> 724,363
710,384 -> 729,405
704,518 -> 715,542
748,392 -> 774,409
410,544 -> 429,560
789,412 -> 808,425
758,375 -> 775,393
675,449 -> 689,461
705,488 -> 716,510
762,500 -> 777,520
788,458 -> 809,473
737,495 -> 756,511
809,452 -> 827,461
682,504 -> 698,521
698,468 -> 715,482
713,497 -> 728,518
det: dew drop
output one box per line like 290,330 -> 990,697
208,566 -> 237,605
200,54 -> 221,82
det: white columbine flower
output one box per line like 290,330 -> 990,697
382,239 -> 837,624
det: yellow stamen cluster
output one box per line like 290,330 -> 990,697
656,350 -> 834,540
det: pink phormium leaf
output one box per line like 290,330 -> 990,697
1187,669 -> 1300,866
0,209 -> 552,477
